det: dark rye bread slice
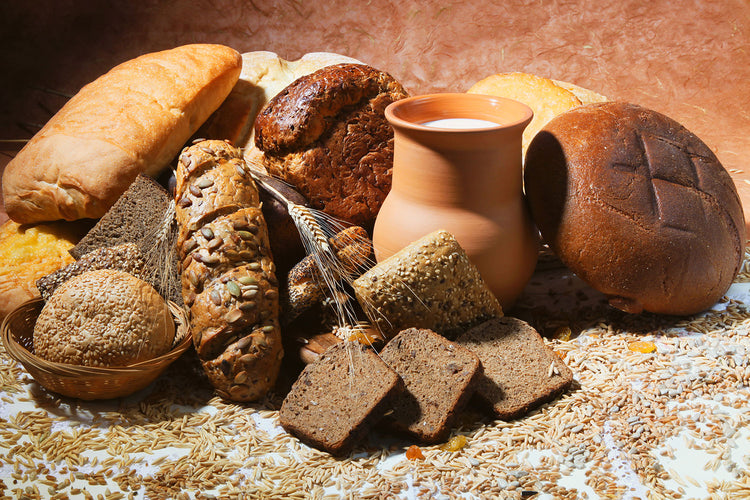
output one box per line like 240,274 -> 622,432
379,328 -> 481,443
279,341 -> 403,456
69,174 -> 181,304
456,316 -> 573,420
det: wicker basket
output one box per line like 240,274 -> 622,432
1,298 -> 192,400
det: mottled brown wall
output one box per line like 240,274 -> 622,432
2,0 -> 749,223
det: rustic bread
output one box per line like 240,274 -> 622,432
175,140 -> 282,402
70,174 -> 181,304
0,220 -> 85,319
455,317 -> 573,420
254,63 -> 409,227
379,328 -> 481,443
199,51 -> 362,151
279,341 -> 403,455
524,102 -> 745,315
3,44 -> 241,223
352,230 -> 502,339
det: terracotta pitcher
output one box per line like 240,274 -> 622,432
373,93 -> 539,309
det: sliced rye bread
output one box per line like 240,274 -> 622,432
379,328 -> 481,443
456,316 -> 573,420
69,174 -> 181,304
279,341 -> 403,456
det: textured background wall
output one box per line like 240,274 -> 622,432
2,0 -> 749,223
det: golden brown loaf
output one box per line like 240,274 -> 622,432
3,44 -> 242,223
254,63 -> 409,228
524,102 -> 745,315
467,72 -> 606,154
174,140 -> 282,402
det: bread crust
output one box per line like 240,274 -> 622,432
199,51 -> 363,150
524,101 -> 745,315
3,44 -> 242,223
254,63 -> 408,227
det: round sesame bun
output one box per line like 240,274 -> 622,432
33,269 -> 175,367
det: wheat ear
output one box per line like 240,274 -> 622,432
243,160 -> 372,331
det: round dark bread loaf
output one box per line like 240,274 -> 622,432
524,101 -> 745,315
254,63 -> 409,228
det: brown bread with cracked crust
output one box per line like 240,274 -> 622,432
175,140 -> 282,402
254,63 -> 408,227
524,102 -> 745,315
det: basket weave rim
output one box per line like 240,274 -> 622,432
1,298 -> 191,378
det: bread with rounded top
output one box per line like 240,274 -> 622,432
524,101 -> 745,315
3,44 -> 242,223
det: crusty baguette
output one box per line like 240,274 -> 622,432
3,44 -> 242,223
174,140 -> 282,402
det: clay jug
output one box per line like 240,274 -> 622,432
373,93 -> 539,310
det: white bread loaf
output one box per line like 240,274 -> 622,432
467,72 -> 607,154
2,44 -> 242,223
198,51 -> 362,154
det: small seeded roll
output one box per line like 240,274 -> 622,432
524,102 -> 745,315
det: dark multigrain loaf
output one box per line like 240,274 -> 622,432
37,243 -> 146,301
174,140 -> 282,402
68,174 -> 181,304
352,230 -> 502,340
379,328 -> 481,443
279,341 -> 403,456
524,101 -> 745,315
254,63 -> 409,228
456,317 -> 573,420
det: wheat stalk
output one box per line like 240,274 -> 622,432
141,198 -> 182,309
243,160 -> 375,333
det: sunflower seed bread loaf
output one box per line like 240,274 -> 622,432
174,140 -> 282,402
